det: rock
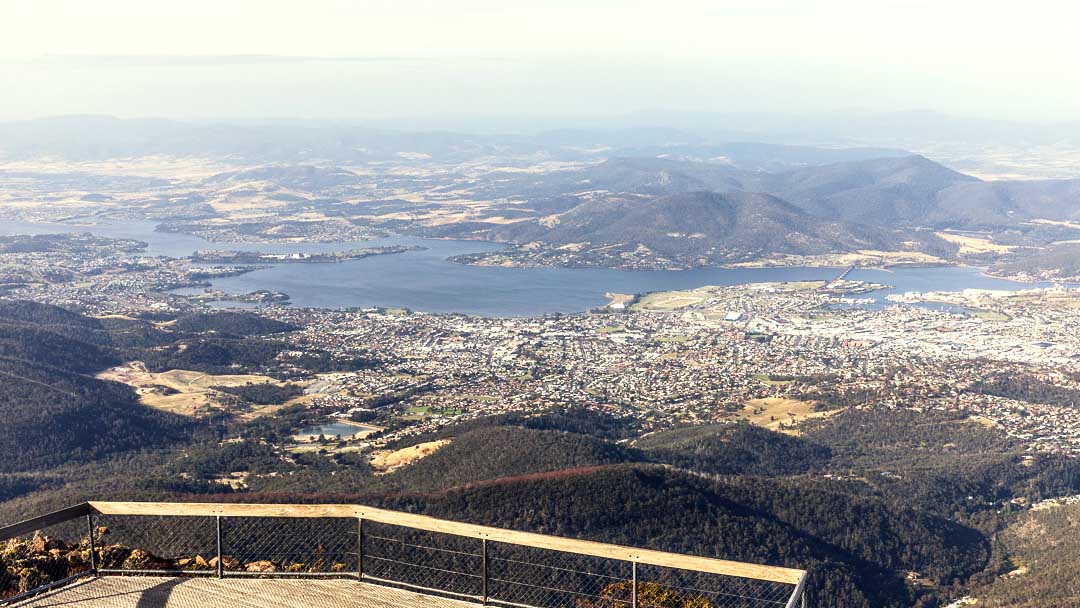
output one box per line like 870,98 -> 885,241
245,560 -> 277,573
122,549 -> 170,570
177,555 -> 212,570
28,535 -> 47,554
208,556 -> 241,571
98,544 -> 132,568
64,550 -> 85,566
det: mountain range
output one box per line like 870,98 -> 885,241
469,191 -> 901,264
522,155 -> 1080,229
425,154 -> 1080,268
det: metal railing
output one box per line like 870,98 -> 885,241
0,502 -> 809,607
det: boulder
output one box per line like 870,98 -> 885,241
178,555 -> 211,570
121,549 -> 171,570
208,556 -> 241,571
245,560 -> 277,573
98,544 -> 132,568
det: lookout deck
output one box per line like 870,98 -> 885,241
1,502 -> 808,608
21,576 -> 470,608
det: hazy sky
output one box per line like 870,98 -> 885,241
2,0 -> 1079,123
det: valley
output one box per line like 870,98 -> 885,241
3,120 -> 1080,607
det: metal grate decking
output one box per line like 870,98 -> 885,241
20,576 -> 473,608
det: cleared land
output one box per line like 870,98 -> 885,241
369,439 -> 451,474
633,287 -> 720,311
935,231 -> 1016,254
97,362 -> 295,418
1028,218 -> 1080,231
728,250 -> 947,268
739,397 -> 834,435
969,309 -> 1011,321
604,292 -> 635,309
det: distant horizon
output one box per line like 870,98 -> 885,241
1,107 -> 1077,138
5,2 -> 1080,125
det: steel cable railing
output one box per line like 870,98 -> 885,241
0,503 -> 809,608
0,506 -> 96,605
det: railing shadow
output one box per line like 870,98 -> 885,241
134,578 -> 185,608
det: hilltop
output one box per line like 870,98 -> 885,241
445,190 -> 935,268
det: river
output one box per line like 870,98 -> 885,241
0,219 -> 1055,317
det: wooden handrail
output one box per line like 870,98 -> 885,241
88,501 -> 806,585
0,503 -> 92,542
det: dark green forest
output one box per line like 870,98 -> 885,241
1,300 -> 1079,607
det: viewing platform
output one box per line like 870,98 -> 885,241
0,502 -> 808,608
19,577 -> 469,607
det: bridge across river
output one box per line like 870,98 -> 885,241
832,265 -> 856,282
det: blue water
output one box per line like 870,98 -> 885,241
0,219 -> 1057,317
294,422 -> 376,440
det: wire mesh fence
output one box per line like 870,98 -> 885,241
634,564 -> 797,608
488,542 -> 632,608
360,520 -> 484,599
223,516 -> 357,575
93,515 -> 216,574
1,505 -> 807,608
0,516 -> 93,604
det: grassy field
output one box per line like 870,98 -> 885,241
632,287 -> 720,311
370,439 -> 451,474
752,373 -> 796,386
935,231 -> 1016,254
969,309 -> 1011,321
654,335 -> 690,343
605,292 -> 636,309
784,280 -> 828,291
97,362 -> 291,418
402,403 -> 466,420
740,397 -> 835,435
967,415 -> 1001,430
728,250 -> 947,268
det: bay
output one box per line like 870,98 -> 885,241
0,219 -> 1056,317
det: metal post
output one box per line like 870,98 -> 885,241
215,516 -> 223,579
481,538 -> 489,605
784,572 -> 809,608
85,514 -> 97,576
356,517 -> 364,580
631,561 -> 638,608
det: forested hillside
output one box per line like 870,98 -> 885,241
0,301 -> 190,471
381,465 -> 967,608
633,422 -> 832,475
482,191 -> 901,262
1,301 -> 1079,606
973,499 -> 1080,607
0,302 -> 315,472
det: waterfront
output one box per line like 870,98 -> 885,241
0,219 -> 1056,317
